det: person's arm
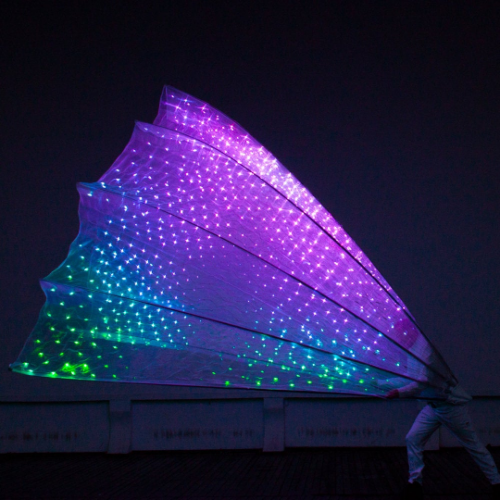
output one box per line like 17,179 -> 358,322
386,381 -> 424,399
386,388 -> 399,399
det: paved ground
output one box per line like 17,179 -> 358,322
1,447 -> 499,499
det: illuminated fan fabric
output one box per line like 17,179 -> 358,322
11,86 -> 456,396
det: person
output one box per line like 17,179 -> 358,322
387,383 -> 500,499
385,323 -> 500,499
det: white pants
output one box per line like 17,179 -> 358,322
406,403 -> 500,485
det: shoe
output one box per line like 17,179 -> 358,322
491,483 -> 500,500
401,481 -> 423,500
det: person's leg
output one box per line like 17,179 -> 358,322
438,404 -> 500,485
406,404 -> 441,484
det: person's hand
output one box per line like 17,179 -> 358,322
386,389 -> 400,399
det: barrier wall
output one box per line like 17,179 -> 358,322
2,392 -> 499,453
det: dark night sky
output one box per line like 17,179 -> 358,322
1,1 -> 499,394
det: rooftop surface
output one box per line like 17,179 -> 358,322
2,447 -> 499,499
